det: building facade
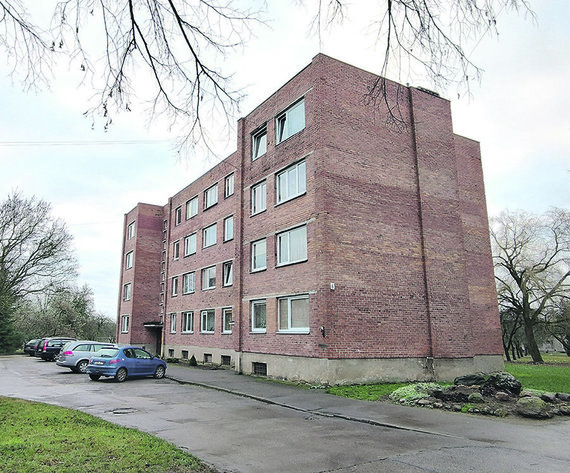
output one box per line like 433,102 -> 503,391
116,54 -> 504,384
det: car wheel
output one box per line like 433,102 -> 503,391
115,367 -> 128,383
89,374 -> 101,381
154,365 -> 165,379
76,360 -> 89,374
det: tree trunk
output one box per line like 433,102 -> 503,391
523,319 -> 543,363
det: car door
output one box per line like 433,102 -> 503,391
122,349 -> 138,375
132,348 -> 154,375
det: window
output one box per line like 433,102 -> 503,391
251,300 -> 266,333
203,223 -> 217,248
251,181 -> 266,215
182,311 -> 194,333
170,313 -> 177,333
277,160 -> 306,204
201,309 -> 215,333
172,276 -> 179,296
225,173 -> 235,198
121,314 -> 130,333
223,308 -> 233,333
252,126 -> 267,160
223,261 -> 233,286
125,251 -> 133,269
175,206 -> 182,225
184,233 -> 197,256
186,196 -> 198,219
276,99 -> 305,144
224,216 -> 234,241
127,221 -> 135,239
204,184 -> 218,209
173,240 -> 180,260
202,265 -> 216,290
183,272 -> 195,294
277,225 -> 307,266
251,239 -> 266,272
123,283 -> 131,301
278,295 -> 310,332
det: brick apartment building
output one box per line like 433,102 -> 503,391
116,54 -> 504,384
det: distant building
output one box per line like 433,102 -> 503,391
116,54 -> 504,384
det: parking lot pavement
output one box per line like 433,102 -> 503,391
2,355 -> 570,473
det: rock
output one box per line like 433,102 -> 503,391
468,392 -> 484,403
559,405 -> 570,416
515,396 -> 553,419
540,392 -> 557,403
483,372 -> 522,396
454,374 -> 486,386
417,399 -> 432,406
556,393 -> 570,402
493,408 -> 509,417
495,391 -> 511,402
520,389 -> 537,398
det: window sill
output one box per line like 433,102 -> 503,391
251,268 -> 267,274
202,287 -> 216,291
182,331 -> 194,335
276,258 -> 308,268
277,330 -> 310,335
200,331 -> 215,335
222,331 -> 233,335
250,330 -> 266,334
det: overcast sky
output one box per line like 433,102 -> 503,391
1,1 -> 568,318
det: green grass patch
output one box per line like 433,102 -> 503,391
326,383 -> 408,401
0,397 -> 214,473
505,362 -> 570,393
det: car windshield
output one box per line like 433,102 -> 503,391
96,348 -> 120,358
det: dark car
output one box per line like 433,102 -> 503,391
56,340 -> 117,373
23,339 -> 41,356
86,346 -> 166,382
36,337 -> 76,361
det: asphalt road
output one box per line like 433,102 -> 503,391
1,355 -> 569,473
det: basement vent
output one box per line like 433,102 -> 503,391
221,355 -> 231,366
181,350 -> 188,360
252,362 -> 267,376
204,353 -> 212,363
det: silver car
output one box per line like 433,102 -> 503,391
56,340 -> 116,373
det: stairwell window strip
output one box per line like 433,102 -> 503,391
121,314 -> 130,333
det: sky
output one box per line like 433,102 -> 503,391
1,1 -> 568,319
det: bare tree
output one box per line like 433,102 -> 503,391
491,208 -> 570,363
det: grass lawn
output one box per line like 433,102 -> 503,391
0,396 -> 214,473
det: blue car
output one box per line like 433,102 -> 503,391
86,346 -> 167,382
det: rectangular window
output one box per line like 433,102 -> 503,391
182,311 -> 194,333
277,160 -> 306,204
252,126 -> 267,160
171,276 -> 179,296
184,233 -> 197,256
173,240 -> 180,260
276,99 -> 305,144
251,181 -> 266,215
251,300 -> 266,333
251,239 -> 266,272
203,223 -> 217,248
202,265 -> 216,290
278,295 -> 310,332
225,173 -> 235,198
277,225 -> 307,266
224,216 -> 234,242
204,184 -> 218,209
121,314 -> 130,333
125,251 -> 133,269
127,221 -> 135,239
183,272 -> 195,294
170,313 -> 177,333
186,196 -> 198,219
175,206 -> 182,226
201,309 -> 215,333
223,261 -> 233,286
223,308 -> 233,333
123,283 -> 131,301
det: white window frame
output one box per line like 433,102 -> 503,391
224,216 -> 234,242
252,126 -> 267,160
184,233 -> 197,256
251,300 -> 267,333
175,206 -> 182,226
278,295 -> 310,333
202,223 -> 217,248
171,276 -> 179,296
173,240 -> 180,260
127,221 -> 135,239
121,314 -> 130,333
202,265 -> 216,290
277,225 -> 307,266
276,160 -> 306,204
186,196 -> 198,219
123,283 -> 131,301
223,261 -> 233,287
276,99 -> 305,144
170,313 -> 177,333
222,308 -> 233,334
183,272 -> 195,294
201,309 -> 215,333
225,173 -> 235,198
251,239 -> 266,272
204,184 -> 218,209
182,311 -> 194,333
251,181 -> 266,215
125,251 -> 133,270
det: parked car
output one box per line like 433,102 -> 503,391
86,346 -> 166,382
35,337 -> 76,361
23,339 -> 41,356
56,340 -> 117,373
